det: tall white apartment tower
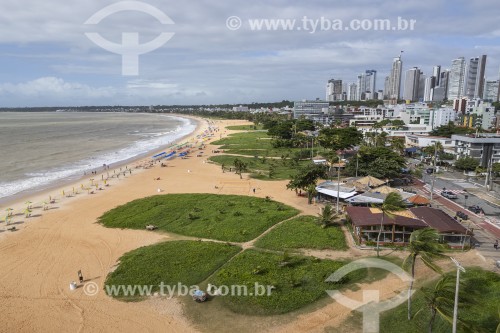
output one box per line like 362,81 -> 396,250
403,67 -> 421,102
447,57 -> 466,100
388,55 -> 403,100
465,55 -> 487,99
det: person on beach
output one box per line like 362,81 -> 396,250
495,240 -> 498,250
78,270 -> 84,284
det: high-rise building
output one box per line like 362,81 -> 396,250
433,65 -> 441,86
418,73 -> 426,101
424,76 -> 436,102
347,83 -> 358,101
483,80 -> 499,102
383,76 -> 391,99
388,55 -> 403,100
326,79 -> 343,101
356,70 -> 377,100
448,57 -> 466,100
403,67 -> 421,102
465,55 -> 487,99
365,70 -> 377,95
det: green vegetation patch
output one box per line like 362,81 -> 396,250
225,125 -> 264,131
254,216 -> 348,251
99,194 -> 299,242
211,131 -> 273,149
209,155 -> 311,180
380,267 -> 500,333
210,249 -> 364,315
105,241 -> 241,300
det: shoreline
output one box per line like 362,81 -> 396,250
0,114 -> 206,225
0,113 -> 197,206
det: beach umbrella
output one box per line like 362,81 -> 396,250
5,208 -> 13,216
25,201 -> 32,209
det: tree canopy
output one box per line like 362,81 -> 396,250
317,127 -> 363,151
344,146 -> 406,179
455,156 -> 480,171
429,122 -> 475,138
286,163 -> 328,192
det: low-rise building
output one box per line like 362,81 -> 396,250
346,206 -> 469,246
293,100 -> 329,119
452,134 -> 500,167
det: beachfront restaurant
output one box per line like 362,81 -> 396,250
346,207 -> 427,244
409,207 -> 470,245
345,206 -> 470,247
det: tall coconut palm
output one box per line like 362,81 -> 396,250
376,192 -> 407,257
415,275 -> 455,333
403,228 -> 446,320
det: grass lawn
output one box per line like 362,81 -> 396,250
209,155 -> 311,180
105,241 -> 241,300
209,249 -> 365,315
226,125 -> 264,130
212,132 -> 273,149
99,194 -> 299,242
379,267 -> 500,332
254,216 -> 348,251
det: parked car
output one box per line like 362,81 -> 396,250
441,190 -> 458,199
468,205 -> 483,214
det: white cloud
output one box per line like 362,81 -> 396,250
0,0 -> 499,106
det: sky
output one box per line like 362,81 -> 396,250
1,0 -> 500,107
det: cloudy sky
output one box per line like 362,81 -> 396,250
1,0 -> 500,107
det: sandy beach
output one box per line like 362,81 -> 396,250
0,117 -> 489,333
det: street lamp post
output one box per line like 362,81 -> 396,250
355,154 -> 359,178
430,142 -> 438,200
336,155 -> 341,214
451,257 -> 466,333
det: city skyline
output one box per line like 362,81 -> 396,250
1,0 -> 500,107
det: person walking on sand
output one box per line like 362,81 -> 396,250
494,240 -> 498,250
78,270 -> 84,284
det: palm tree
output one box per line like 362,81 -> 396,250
375,131 -> 389,147
376,192 -> 407,257
318,204 -> 338,228
403,228 -> 446,320
390,137 -> 406,156
233,158 -> 247,179
306,183 -> 317,205
415,275 -> 455,333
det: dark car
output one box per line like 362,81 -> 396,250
456,211 -> 468,220
468,205 -> 483,214
441,190 -> 458,199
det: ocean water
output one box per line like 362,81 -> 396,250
0,112 -> 196,201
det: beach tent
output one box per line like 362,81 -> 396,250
353,176 -> 385,188
368,185 -> 400,195
407,194 -> 430,206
